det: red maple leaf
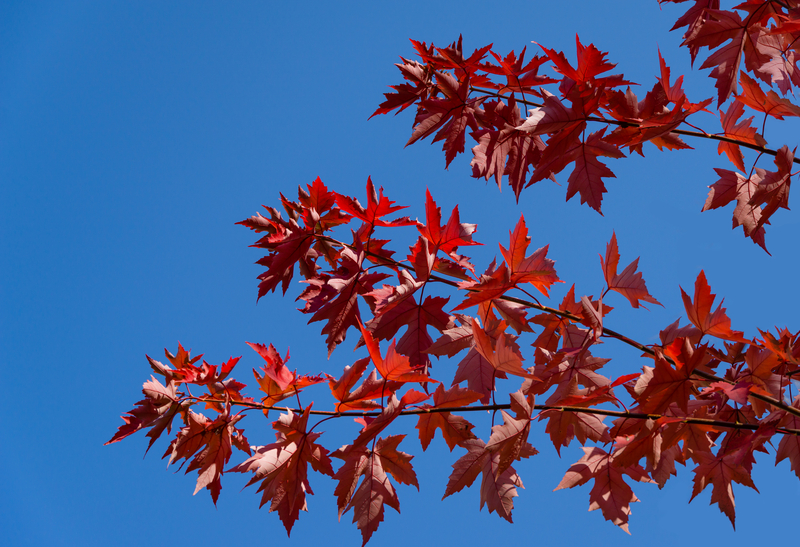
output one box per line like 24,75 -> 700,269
298,247 -> 391,355
426,315 -> 475,358
443,437 -> 536,522
680,271 -> 748,341
334,177 -> 416,229
248,343 -> 327,409
470,99 -> 546,197
230,405 -> 334,535
358,320 -> 439,385
471,318 -> 537,380
407,71 -> 486,167
684,9 -> 770,105
485,391 -> 537,477
749,145 -> 793,232
417,189 -> 480,256
600,232 -> 661,308
163,407 -> 251,505
538,377 -> 613,454
689,425 -> 773,528
555,446 -> 653,533
636,338 -> 709,414
737,71 -> 800,119
717,100 -> 766,171
105,375 -> 189,452
239,202 -> 318,298
478,47 -> 556,94
247,342 -> 294,391
415,384 -> 482,451
328,357 -> 403,412
332,435 -> 418,547
454,219 -> 559,310
362,294 -> 451,372
371,58 -> 433,118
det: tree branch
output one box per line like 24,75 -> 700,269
469,86 -> 800,164
194,396 -> 800,436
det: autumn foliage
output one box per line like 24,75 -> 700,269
108,1 -> 800,544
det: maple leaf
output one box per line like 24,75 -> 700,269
163,407 -> 250,505
702,168 -> 768,250
528,346 -> 612,399
365,293 -> 451,371
334,177 -> 416,229
357,320 -> 439,385
247,342 -> 294,391
419,36 -> 493,76
248,343 -> 327,409
471,318 -> 537,380
564,129 -> 626,213
454,223 -> 559,311
663,0 -> 721,61
230,405 -> 333,535
470,99 -> 546,197
603,52 -> 710,154
415,384 -> 482,451
298,246 -> 391,355
443,437 -> 536,522
347,392 -> 430,453
106,375 -> 189,452
537,36 -> 629,107
717,100 -> 766,171
485,391 -> 537,477
636,338 -> 709,414
328,357 -> 403,412
517,88 -> 582,133
555,446 -> 653,533
600,232 -> 661,308
737,71 -> 800,119
749,145 -> 793,232
407,71 -> 486,167
417,189 -> 480,256
427,315 -> 475,358
239,203 -> 318,298
538,377 -> 613,454
371,58 -> 433,118
680,271 -> 748,342
683,9 -> 768,105
332,435 -> 418,547
689,425 -> 774,528
478,47 -> 556,93
659,404 -> 718,463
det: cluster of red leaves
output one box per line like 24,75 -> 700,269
375,1 -> 800,251
107,1 -> 800,543
109,173 -> 800,542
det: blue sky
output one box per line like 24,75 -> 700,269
2,1 -> 799,545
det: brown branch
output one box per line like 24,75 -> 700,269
195,397 -> 800,436
469,86 -> 800,164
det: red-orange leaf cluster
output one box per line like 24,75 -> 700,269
108,3 -> 800,543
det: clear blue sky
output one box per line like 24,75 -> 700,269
2,1 -> 799,545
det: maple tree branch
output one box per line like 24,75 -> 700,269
195,396 -> 800,436
313,233 -> 800,419
469,86 -> 800,164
